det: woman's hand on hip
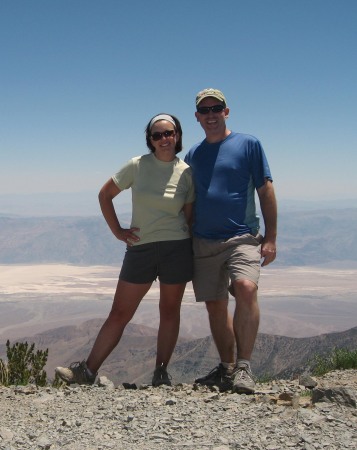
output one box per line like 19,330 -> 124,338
116,227 -> 140,246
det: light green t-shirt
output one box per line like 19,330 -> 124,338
112,153 -> 195,245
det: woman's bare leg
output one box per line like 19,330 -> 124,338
155,282 -> 186,367
86,279 -> 152,373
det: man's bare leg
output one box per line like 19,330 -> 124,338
205,299 -> 235,364
232,279 -> 259,361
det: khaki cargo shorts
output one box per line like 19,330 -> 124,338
192,234 -> 263,302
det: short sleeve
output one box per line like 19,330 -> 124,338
112,158 -> 135,191
185,168 -> 195,204
248,139 -> 272,189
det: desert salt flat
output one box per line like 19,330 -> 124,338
1,264 -> 356,297
260,266 -> 357,297
0,265 -> 120,296
0,264 -> 356,339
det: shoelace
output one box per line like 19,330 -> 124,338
69,361 -> 83,369
207,365 -> 224,376
236,366 -> 254,381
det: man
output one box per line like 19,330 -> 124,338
184,88 -> 277,394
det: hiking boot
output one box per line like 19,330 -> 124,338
152,364 -> 172,387
232,363 -> 256,394
55,361 -> 96,385
195,364 -> 233,392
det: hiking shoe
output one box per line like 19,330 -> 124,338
152,364 -> 172,387
232,363 -> 256,394
195,364 -> 233,392
55,361 -> 96,385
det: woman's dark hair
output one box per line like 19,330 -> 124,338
145,113 -> 183,154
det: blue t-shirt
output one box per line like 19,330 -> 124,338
184,132 -> 272,239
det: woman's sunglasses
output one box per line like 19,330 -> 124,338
150,130 -> 176,141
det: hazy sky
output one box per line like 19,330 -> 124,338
1,0 -> 357,212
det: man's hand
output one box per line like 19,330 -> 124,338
260,238 -> 276,267
257,180 -> 277,267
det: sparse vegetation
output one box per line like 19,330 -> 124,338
0,340 -> 48,387
312,347 -> 357,376
300,389 -> 313,398
0,359 -> 9,386
256,373 -> 275,383
52,373 -> 67,388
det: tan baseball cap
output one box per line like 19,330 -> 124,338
196,88 -> 227,106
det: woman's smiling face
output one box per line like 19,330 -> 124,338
150,120 -> 178,161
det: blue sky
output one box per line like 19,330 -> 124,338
1,0 -> 356,215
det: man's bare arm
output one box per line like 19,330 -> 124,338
257,180 -> 277,267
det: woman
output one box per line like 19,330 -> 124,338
55,113 -> 194,386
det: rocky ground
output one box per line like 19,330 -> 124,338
0,370 -> 356,450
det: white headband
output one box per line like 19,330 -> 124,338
149,114 -> 176,130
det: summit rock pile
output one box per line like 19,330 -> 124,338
0,370 -> 356,449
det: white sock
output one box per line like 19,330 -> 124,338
237,359 -> 251,369
222,362 -> 235,370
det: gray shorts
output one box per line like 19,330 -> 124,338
192,234 -> 263,302
119,239 -> 193,284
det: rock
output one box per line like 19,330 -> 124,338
299,372 -> 318,388
37,435 -> 52,449
0,427 -> 14,442
312,387 -> 357,408
122,382 -> 137,390
97,375 -> 115,390
292,392 -> 300,409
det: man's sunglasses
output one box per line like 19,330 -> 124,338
196,105 -> 226,115
150,130 -> 176,141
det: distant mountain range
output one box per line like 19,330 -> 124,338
1,320 -> 356,385
1,192 -> 355,217
0,215 -> 130,265
1,208 -> 357,266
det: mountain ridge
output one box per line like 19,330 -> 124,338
1,208 -> 357,266
1,320 -> 356,385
